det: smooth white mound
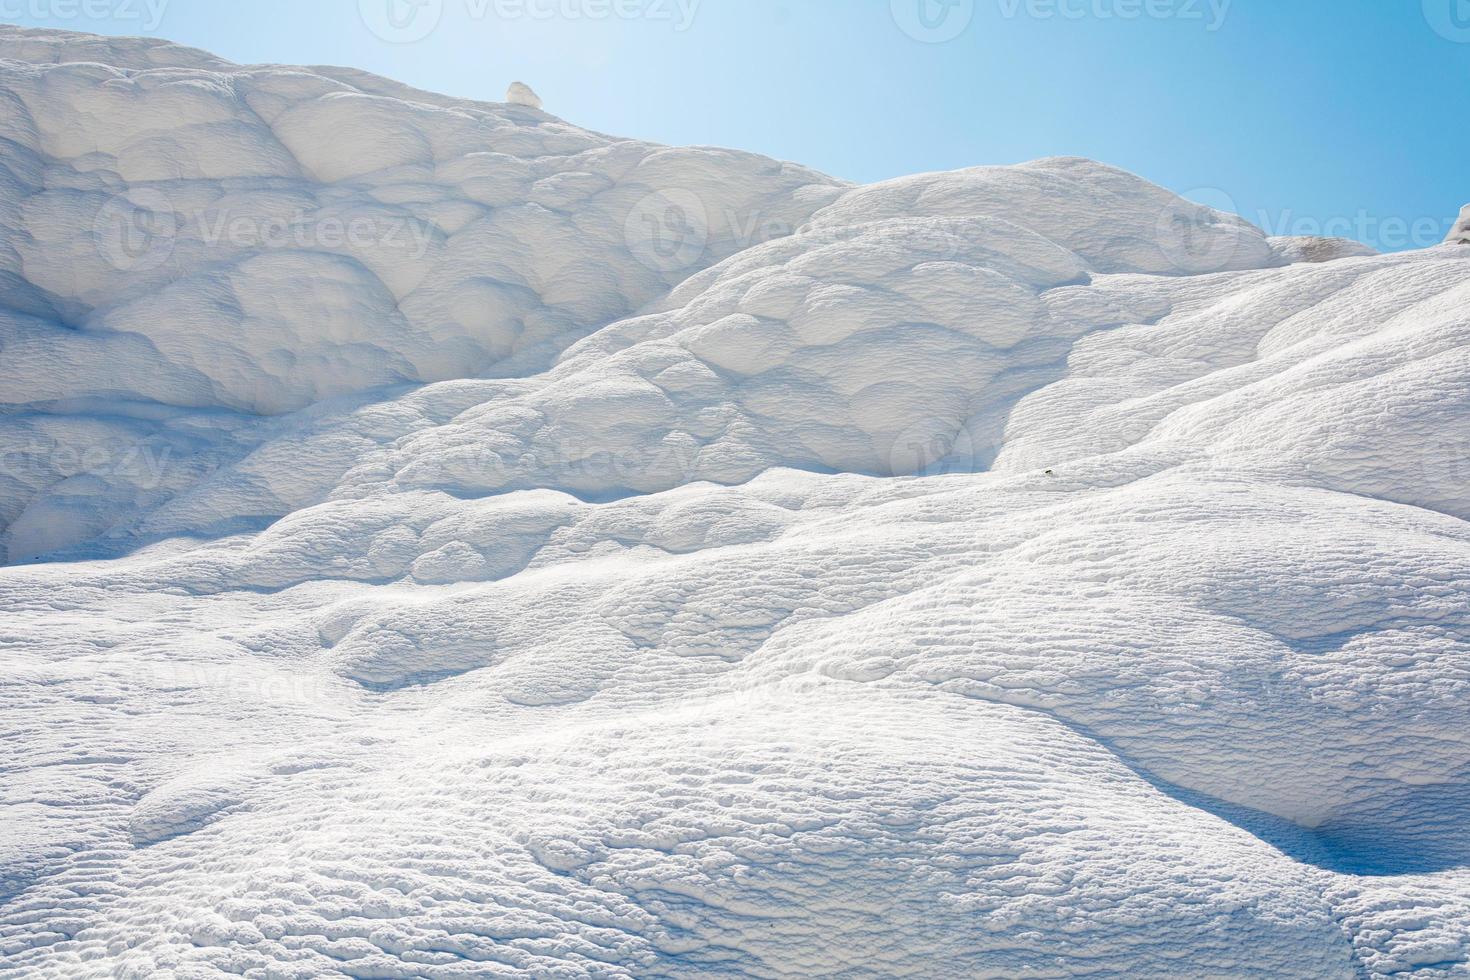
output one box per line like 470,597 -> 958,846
2,25 -> 1470,980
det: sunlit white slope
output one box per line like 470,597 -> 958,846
0,24 -> 841,560
3,25 -> 1470,980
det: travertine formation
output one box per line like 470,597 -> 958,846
2,26 -> 1469,979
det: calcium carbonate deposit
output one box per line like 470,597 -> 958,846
2,25 -> 1469,979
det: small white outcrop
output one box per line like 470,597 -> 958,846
1267,235 -> 1377,265
1448,204 -> 1470,244
506,81 -> 543,109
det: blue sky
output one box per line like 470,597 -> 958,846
5,0 -> 1467,251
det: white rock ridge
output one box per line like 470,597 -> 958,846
2,25 -> 1469,980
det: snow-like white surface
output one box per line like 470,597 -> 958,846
1450,205 -> 1470,245
2,25 -> 1469,979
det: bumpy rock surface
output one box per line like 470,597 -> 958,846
2,25 -> 1469,980
1449,204 -> 1470,244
